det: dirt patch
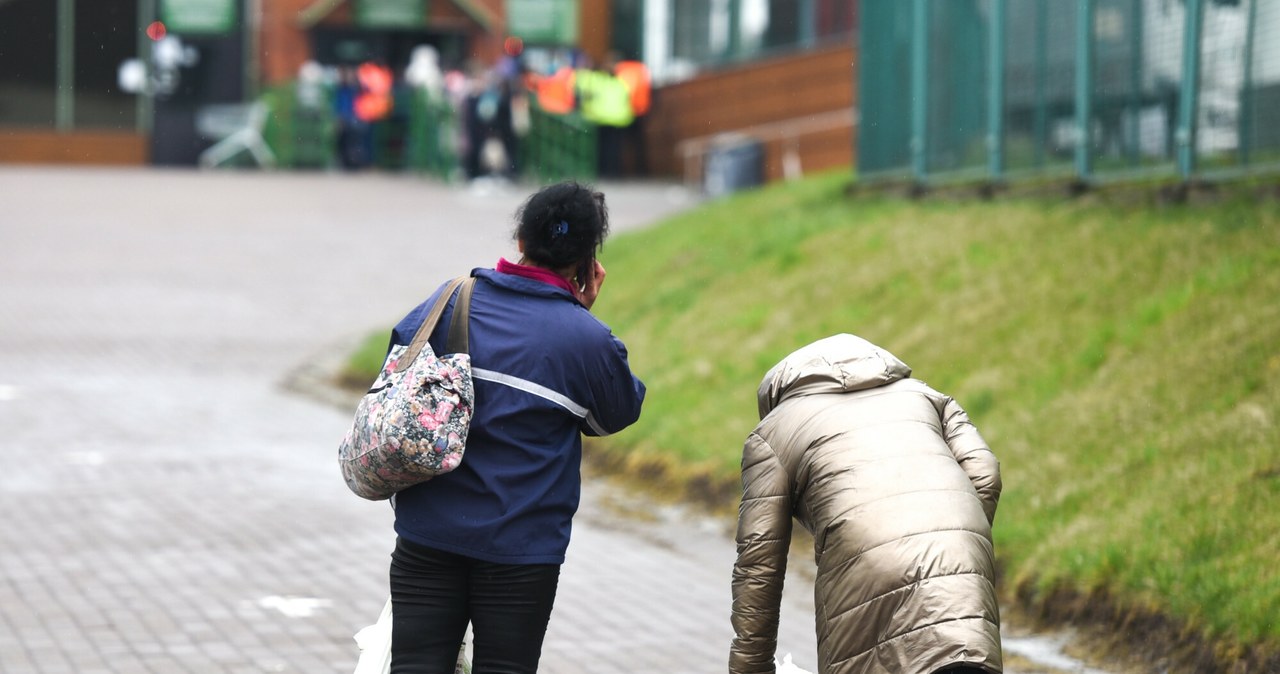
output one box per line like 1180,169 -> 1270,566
1010,583 -> 1280,674
581,440 -> 742,516
846,175 -> 1280,208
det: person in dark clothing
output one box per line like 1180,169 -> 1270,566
335,66 -> 371,169
463,71 -> 517,180
387,182 -> 646,674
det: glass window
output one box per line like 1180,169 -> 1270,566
762,0 -> 801,50
739,0 -> 854,57
611,0 -> 645,61
816,0 -> 857,39
659,0 -> 856,80
671,0 -> 715,64
0,0 -> 58,127
75,0 -> 139,129
740,0 -> 768,54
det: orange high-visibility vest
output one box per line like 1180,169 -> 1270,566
614,60 -> 651,116
535,67 -> 577,115
355,62 -> 394,122
357,62 -> 393,95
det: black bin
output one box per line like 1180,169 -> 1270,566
704,134 -> 763,197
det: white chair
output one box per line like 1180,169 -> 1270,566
197,102 -> 277,169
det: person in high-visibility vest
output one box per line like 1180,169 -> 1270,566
533,66 -> 576,116
613,60 -> 650,116
613,59 -> 652,176
355,61 -> 394,123
575,58 -> 634,178
574,67 -> 634,128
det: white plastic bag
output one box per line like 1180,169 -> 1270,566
351,599 -> 470,674
353,599 -> 393,674
775,652 -> 815,674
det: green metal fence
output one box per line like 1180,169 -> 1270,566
404,88 -> 458,180
261,82 -> 337,170
523,102 -> 598,182
857,0 -> 1280,185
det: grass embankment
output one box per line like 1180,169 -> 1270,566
345,173 -> 1279,666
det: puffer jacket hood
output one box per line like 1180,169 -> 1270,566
756,333 -> 912,419
731,334 -> 1002,674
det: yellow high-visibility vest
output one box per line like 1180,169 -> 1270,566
575,69 -> 634,128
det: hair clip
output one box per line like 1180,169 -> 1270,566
552,220 -> 569,238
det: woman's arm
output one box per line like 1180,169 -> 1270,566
730,432 -> 792,674
938,395 -> 1001,525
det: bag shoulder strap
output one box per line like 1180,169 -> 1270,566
395,276 -> 468,373
446,277 -> 477,355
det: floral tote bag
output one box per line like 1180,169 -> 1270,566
339,276 -> 476,500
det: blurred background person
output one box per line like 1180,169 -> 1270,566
405,46 -> 459,179
334,66 -> 370,170
463,66 -> 517,182
574,54 -> 633,180
612,55 -> 651,177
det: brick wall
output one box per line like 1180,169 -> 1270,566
261,0 -> 316,85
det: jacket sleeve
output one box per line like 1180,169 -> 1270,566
580,332 -> 646,437
938,395 -> 1001,525
729,432 -> 792,674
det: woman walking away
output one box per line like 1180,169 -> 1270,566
388,181 -> 646,673
730,334 -> 1002,674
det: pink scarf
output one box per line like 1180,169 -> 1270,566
496,258 -> 578,295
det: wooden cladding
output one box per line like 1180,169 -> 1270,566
643,44 -> 858,185
0,130 -> 148,165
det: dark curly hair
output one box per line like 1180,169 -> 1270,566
513,181 -> 609,269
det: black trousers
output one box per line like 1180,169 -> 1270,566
596,124 -> 624,179
389,537 -> 561,674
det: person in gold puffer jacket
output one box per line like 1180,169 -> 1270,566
730,334 -> 1003,674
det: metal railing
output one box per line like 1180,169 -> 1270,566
857,0 -> 1280,186
524,103 -> 597,183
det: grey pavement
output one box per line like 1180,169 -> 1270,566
0,167 -> 820,674
0,167 -> 1110,674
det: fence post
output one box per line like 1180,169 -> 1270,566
1239,0 -> 1258,168
1127,0 -> 1144,166
988,0 -> 1006,181
1074,0 -> 1094,181
243,0 -> 260,100
56,0 -> 74,131
1176,0 -> 1204,180
727,0 -> 741,60
911,0 -> 929,182
137,0 -> 156,134
799,0 -> 815,47
1034,0 -> 1048,168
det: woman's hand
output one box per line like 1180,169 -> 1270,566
575,259 -> 606,310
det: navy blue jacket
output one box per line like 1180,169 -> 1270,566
387,268 -> 646,564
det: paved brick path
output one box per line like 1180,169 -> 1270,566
0,167 -> 1109,674
0,168 -> 821,674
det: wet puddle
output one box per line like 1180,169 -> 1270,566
1003,628 -> 1120,674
